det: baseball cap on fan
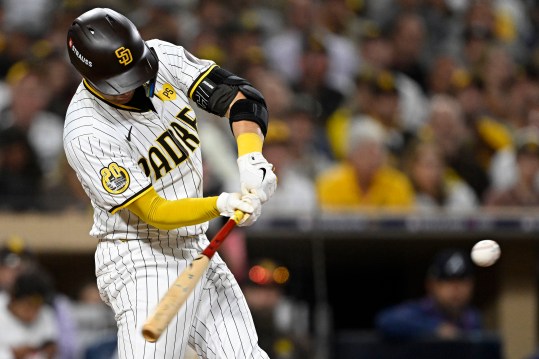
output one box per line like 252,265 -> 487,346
427,249 -> 474,280
0,235 -> 34,268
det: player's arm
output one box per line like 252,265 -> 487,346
126,186 -> 259,229
188,66 -> 277,202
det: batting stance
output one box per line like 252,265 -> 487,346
63,8 -> 276,359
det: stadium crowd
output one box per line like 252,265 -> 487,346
0,0 -> 539,358
0,0 -> 538,215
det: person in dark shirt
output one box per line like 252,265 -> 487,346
375,249 -> 482,340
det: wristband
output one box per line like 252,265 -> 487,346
236,132 -> 263,157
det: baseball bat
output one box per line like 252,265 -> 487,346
141,210 -> 244,342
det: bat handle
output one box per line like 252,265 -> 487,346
232,210 -> 244,224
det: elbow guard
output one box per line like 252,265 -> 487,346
229,98 -> 268,136
189,66 -> 268,135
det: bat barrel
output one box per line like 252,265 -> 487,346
141,213 -> 241,343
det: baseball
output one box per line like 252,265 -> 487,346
471,239 -> 501,267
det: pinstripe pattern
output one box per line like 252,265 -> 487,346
64,39 -> 269,358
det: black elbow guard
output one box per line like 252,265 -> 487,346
229,98 -> 269,136
189,66 -> 267,123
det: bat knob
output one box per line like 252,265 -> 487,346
142,327 -> 159,343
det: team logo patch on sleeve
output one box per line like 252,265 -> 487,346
155,84 -> 176,101
100,162 -> 130,194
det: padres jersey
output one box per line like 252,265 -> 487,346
64,39 -> 217,240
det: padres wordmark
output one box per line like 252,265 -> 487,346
142,210 -> 244,342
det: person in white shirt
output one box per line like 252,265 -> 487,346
0,269 -> 59,359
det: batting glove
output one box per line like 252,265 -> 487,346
216,192 -> 260,227
237,152 -> 277,203
239,193 -> 262,226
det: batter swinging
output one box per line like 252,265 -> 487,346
63,7 -> 277,359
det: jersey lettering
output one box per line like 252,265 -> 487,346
170,123 -> 199,152
137,115 -> 200,181
175,108 -> 197,130
147,146 -> 173,180
156,130 -> 188,166
138,157 -> 151,177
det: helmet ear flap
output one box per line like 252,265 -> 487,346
143,47 -> 158,98
144,79 -> 156,98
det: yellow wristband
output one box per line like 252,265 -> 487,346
237,133 -> 263,157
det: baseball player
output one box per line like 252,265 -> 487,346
63,8 -> 277,359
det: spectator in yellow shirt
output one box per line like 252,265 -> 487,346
316,118 -> 415,211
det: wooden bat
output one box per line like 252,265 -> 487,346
141,211 -> 244,342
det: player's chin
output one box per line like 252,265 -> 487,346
104,91 -> 135,104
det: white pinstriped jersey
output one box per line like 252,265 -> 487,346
64,39 -> 216,240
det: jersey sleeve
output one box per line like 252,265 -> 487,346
149,39 -> 215,97
64,134 -> 152,214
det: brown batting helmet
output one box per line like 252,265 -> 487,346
67,8 -> 158,95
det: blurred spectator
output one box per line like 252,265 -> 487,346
0,66 -> 64,186
291,32 -> 345,126
0,269 -> 59,359
356,26 -> 429,135
328,70 -> 416,161
375,248 -> 482,340
246,68 -> 293,122
2,0 -> 58,37
403,140 -> 478,214
0,237 -> 78,359
0,127 -> 43,211
0,235 -> 36,295
427,54 -> 460,96
219,19 -> 265,76
389,12 -> 428,92
480,45 -> 518,120
316,118 -> 414,210
134,3 -> 182,45
40,50 -> 81,117
449,69 -> 513,186
70,281 -> 116,359
484,127 -> 539,207
284,94 -> 334,178
421,0 -> 462,59
264,0 -> 358,95
257,119 -> 317,221
418,94 -> 491,200
40,156 -> 91,213
242,258 -> 312,359
458,2 -> 497,72
0,29 -> 34,79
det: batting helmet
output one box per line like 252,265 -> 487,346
67,8 -> 158,96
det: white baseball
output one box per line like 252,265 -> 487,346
471,239 -> 501,267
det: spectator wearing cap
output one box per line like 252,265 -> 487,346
327,68 -> 425,163
0,236 -> 36,295
374,249 -> 482,340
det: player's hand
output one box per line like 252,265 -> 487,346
216,192 -> 259,227
239,193 -> 261,226
237,152 -> 277,203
